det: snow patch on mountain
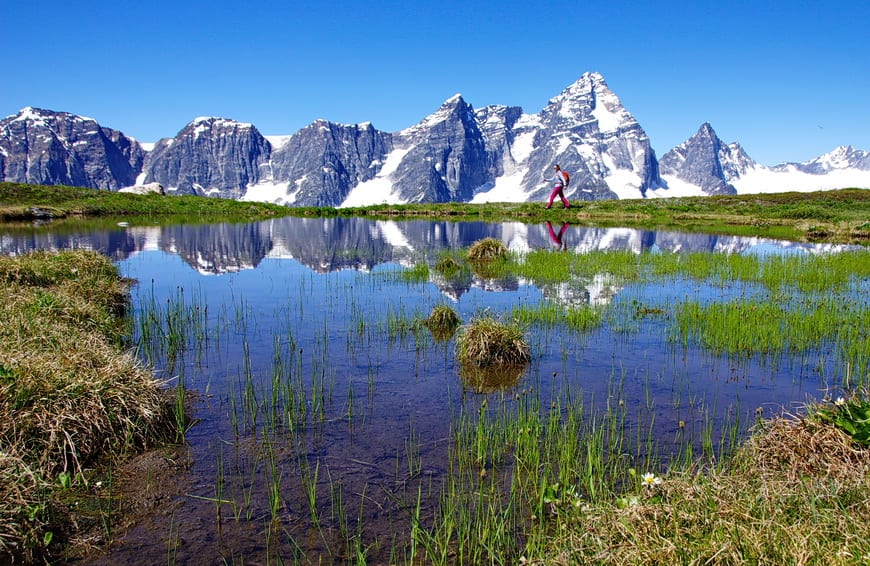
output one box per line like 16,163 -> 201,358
241,180 -> 294,204
264,135 -> 291,151
470,169 -> 528,202
339,147 -> 412,207
650,176 -> 705,198
602,167 -> 646,199
590,88 -> 625,133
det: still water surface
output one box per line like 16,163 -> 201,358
1,217 -> 863,563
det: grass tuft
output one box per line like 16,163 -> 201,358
467,238 -> 508,263
455,316 -> 531,367
425,305 -> 462,342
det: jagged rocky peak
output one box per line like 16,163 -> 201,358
9,106 -> 94,130
183,116 -> 259,138
659,122 -> 750,195
519,71 -> 658,201
397,94 -> 477,141
386,93 -> 490,203
540,71 -> 639,133
0,107 -> 145,190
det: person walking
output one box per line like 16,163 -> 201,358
543,164 -> 571,209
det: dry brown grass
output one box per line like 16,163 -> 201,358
425,304 -> 462,342
455,316 -> 531,367
467,237 -> 508,263
0,250 -> 174,562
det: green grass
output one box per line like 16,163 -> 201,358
0,182 -> 293,223
5,183 -> 868,244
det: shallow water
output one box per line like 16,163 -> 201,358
1,217 -> 864,563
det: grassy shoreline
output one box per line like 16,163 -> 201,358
2,183 -> 868,245
0,250 -> 176,563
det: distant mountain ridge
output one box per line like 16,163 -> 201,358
2,72 -> 869,205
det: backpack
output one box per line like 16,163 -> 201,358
561,170 -> 570,187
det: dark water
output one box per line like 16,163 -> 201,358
1,217 -> 862,564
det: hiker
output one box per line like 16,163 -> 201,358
543,164 -> 571,209
546,221 -> 569,251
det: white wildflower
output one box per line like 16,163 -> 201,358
641,472 -> 662,487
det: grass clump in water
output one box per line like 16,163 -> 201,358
456,316 -> 530,367
434,254 -> 463,278
467,238 -> 508,263
425,304 -> 461,342
0,250 -> 175,563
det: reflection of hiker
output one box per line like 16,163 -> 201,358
543,164 -> 571,209
546,221 -> 569,251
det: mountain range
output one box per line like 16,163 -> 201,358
2,72 -> 868,206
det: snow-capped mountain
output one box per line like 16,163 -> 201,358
655,123 -> 870,197
1,72 -> 868,204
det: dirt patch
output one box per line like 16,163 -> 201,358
62,445 -> 193,564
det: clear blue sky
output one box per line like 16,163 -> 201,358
2,0 -> 867,165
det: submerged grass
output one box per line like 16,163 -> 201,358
0,250 -> 175,563
407,387 -> 870,565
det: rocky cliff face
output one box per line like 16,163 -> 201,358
388,95 -> 491,203
265,120 -> 392,206
0,107 -> 144,190
659,123 -> 746,195
143,117 -> 271,198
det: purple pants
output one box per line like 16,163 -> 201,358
548,184 -> 570,208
